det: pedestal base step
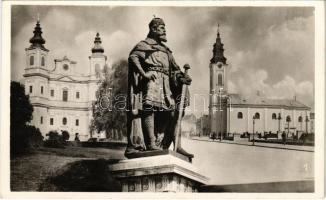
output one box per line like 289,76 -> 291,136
109,154 -> 208,192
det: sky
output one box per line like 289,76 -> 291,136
11,5 -> 315,115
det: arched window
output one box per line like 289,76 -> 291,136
30,56 -> 34,66
286,115 -> 291,122
272,113 -> 277,119
41,86 -> 44,94
95,64 -> 101,78
40,116 -> 43,124
76,119 -> 79,126
62,117 -> 67,125
62,90 -> 68,102
298,116 -> 303,122
237,112 -> 243,119
217,73 -> 223,86
254,112 -> 260,119
41,56 -> 45,66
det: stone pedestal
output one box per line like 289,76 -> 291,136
109,152 -> 208,192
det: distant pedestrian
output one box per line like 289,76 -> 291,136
74,133 -> 80,142
281,131 -> 286,145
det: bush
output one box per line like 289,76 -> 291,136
62,131 -> 70,141
10,125 -> 44,157
44,131 -> 65,148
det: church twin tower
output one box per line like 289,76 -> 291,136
25,20 -> 107,81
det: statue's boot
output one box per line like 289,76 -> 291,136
124,147 -> 140,158
147,144 -> 162,151
176,147 -> 194,159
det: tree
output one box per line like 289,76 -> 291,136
10,81 -> 33,128
10,81 -> 43,157
91,60 -> 128,139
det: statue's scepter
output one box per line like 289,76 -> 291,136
173,64 -> 190,152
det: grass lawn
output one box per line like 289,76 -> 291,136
10,146 -> 126,191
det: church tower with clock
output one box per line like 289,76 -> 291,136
208,24 -> 229,136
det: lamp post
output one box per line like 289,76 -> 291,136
226,96 -> 232,137
286,116 -> 291,136
277,113 -> 282,135
299,116 -> 303,131
218,88 -> 223,141
305,116 -> 309,134
252,115 -> 256,145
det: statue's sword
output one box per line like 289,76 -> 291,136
173,64 -> 190,151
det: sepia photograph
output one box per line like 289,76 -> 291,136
0,1 -> 324,199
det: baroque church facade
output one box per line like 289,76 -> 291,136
23,20 -> 108,141
208,26 -> 311,136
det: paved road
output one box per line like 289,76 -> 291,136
181,137 -> 314,185
191,136 -> 314,152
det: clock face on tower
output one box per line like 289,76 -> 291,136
63,64 -> 69,70
217,62 -> 223,69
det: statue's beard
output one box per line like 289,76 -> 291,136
159,34 -> 167,42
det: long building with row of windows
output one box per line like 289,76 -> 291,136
23,20 -> 108,141
208,25 -> 311,136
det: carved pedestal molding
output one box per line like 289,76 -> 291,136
109,154 -> 208,192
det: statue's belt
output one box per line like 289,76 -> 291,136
146,66 -> 169,75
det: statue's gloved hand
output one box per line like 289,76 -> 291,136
177,72 -> 192,85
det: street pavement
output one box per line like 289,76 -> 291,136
191,136 -> 314,152
181,137 -> 314,185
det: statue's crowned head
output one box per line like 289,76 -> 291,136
148,17 -> 167,42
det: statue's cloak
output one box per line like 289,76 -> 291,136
125,38 -> 189,153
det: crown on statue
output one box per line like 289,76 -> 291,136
149,17 -> 165,29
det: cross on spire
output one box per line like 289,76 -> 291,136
217,23 -> 220,34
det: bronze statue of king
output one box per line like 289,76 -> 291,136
125,17 -> 194,160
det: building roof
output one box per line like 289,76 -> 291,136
54,55 -> 77,64
228,93 -> 310,110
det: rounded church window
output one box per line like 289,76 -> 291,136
298,116 -> 303,122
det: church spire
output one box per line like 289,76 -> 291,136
210,23 -> 227,64
91,33 -> 104,54
29,17 -> 47,50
